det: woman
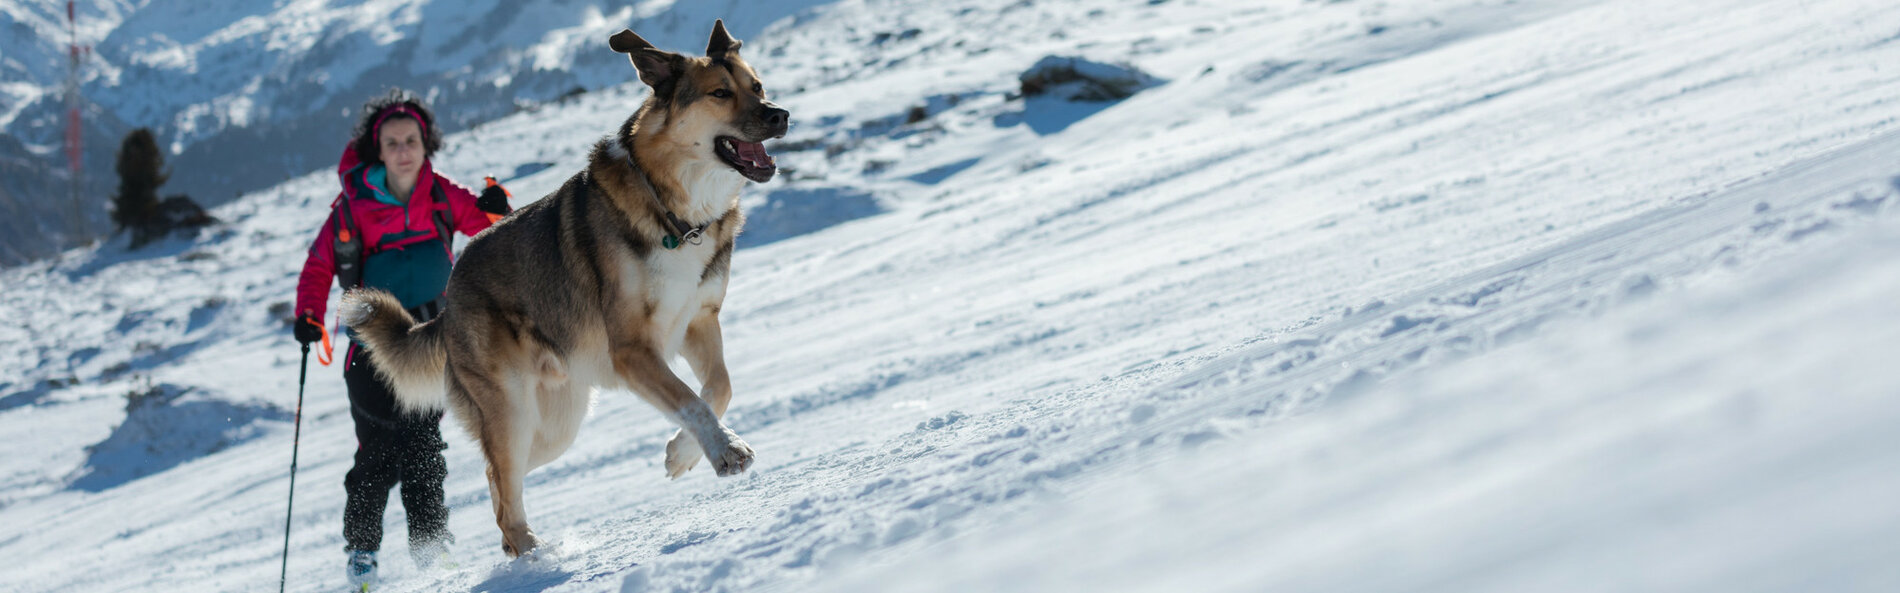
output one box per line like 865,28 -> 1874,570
291,89 -> 510,588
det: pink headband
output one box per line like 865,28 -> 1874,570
372,104 -> 426,142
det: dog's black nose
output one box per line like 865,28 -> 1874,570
760,105 -> 789,136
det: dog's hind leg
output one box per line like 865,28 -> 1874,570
665,312 -> 733,478
611,340 -> 753,477
465,366 -> 542,557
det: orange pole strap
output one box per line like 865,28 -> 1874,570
306,316 -> 334,366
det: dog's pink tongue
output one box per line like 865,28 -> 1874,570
735,140 -> 773,167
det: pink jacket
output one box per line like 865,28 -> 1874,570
295,144 -> 493,323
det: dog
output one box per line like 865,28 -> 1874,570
340,19 -> 788,558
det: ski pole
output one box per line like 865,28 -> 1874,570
280,339 -> 312,593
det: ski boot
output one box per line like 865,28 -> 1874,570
345,549 -> 378,592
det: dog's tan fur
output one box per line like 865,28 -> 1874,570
340,20 -> 786,558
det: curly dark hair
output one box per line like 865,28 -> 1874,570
350,88 -> 444,164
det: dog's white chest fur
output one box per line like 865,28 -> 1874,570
672,161 -> 747,224
642,242 -> 718,354
640,187 -> 740,356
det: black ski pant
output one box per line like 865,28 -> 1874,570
341,341 -> 451,554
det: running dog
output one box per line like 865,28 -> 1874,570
341,20 -> 787,557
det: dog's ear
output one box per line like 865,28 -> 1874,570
608,28 -> 653,53
706,19 -> 742,61
610,29 -> 680,87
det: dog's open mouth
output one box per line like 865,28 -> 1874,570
715,136 -> 777,182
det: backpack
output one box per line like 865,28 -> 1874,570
331,181 -> 453,289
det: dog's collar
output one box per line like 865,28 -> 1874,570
625,154 -> 706,249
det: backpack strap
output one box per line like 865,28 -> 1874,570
331,193 -> 365,289
431,182 -> 454,260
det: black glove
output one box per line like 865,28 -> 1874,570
293,313 -> 324,345
477,183 -> 512,216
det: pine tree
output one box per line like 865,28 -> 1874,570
112,128 -> 168,247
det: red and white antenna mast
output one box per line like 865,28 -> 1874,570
64,0 -> 90,244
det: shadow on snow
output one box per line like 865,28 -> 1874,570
66,383 -> 289,493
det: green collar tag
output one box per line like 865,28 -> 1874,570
663,234 -> 681,249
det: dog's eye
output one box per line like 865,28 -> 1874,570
710,89 -> 734,99
751,82 -> 763,95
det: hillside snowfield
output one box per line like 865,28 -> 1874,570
3,0 -> 1899,592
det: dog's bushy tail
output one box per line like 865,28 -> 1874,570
339,288 -> 448,413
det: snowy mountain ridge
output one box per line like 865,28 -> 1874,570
4,0 -> 1900,592
0,0 -> 830,266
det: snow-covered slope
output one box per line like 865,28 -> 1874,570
4,0 -> 1899,591
831,130 -> 1900,593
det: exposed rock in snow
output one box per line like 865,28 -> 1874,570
1018,56 -> 1164,102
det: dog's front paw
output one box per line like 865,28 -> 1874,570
664,429 -> 704,479
708,435 -> 754,477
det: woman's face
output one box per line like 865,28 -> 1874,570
378,117 -> 424,188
